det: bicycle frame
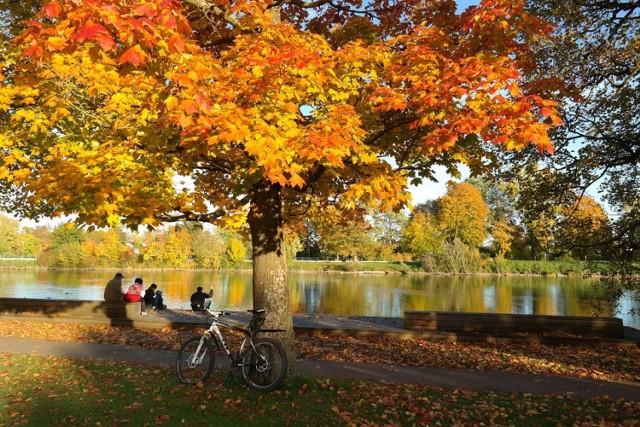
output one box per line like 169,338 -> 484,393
198,312 -> 256,369
176,309 -> 288,390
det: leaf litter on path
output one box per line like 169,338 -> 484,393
0,320 -> 638,384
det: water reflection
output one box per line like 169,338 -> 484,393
0,270 -> 637,328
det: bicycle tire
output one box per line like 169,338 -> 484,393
176,336 -> 215,385
241,338 -> 287,392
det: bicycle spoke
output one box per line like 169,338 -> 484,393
241,338 -> 287,392
176,337 -> 215,385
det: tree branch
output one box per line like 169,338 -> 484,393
273,0 -> 331,7
181,0 -> 245,30
156,194 -> 251,223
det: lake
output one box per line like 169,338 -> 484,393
0,270 -> 638,328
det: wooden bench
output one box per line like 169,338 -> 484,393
0,298 -> 142,319
404,311 -> 624,338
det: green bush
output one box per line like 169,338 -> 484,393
420,240 -> 481,273
0,259 -> 37,268
289,260 -> 418,273
501,260 -> 591,275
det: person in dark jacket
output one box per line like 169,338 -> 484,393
190,287 -> 213,311
144,283 -> 157,308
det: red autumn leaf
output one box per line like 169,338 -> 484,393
119,46 -> 145,67
160,13 -> 177,30
23,20 -> 43,28
43,2 -> 59,18
75,22 -> 108,41
134,2 -> 157,18
540,107 -> 554,117
23,45 -> 43,58
95,33 -> 116,51
155,414 -> 171,425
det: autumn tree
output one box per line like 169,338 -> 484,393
82,227 -> 130,267
49,222 -> 84,246
555,196 -> 612,260
369,211 -> 408,260
48,223 -> 87,267
399,210 -> 443,260
526,0 -> 638,220
466,176 -> 521,263
138,226 -> 193,267
438,182 -> 489,248
192,228 -> 226,269
495,0 -> 638,315
225,236 -> 247,268
283,224 -> 304,261
317,217 -> 378,261
0,0 -> 561,373
467,177 -> 519,225
0,213 -> 20,256
489,218 -> 515,259
29,225 -> 52,262
496,1 -> 638,255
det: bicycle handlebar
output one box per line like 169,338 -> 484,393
248,309 -> 267,316
206,309 -> 266,319
206,310 -> 230,318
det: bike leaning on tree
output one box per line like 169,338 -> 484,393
175,308 -> 287,392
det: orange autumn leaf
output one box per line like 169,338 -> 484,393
74,22 -> 108,41
168,33 -> 185,53
45,36 -> 66,51
119,46 -> 146,66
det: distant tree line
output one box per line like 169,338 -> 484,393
0,178 -> 616,272
0,217 -> 247,269
297,178 -> 612,274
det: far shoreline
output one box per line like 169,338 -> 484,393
0,258 -> 628,278
0,265 -> 616,279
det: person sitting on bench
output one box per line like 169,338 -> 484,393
190,286 -> 213,311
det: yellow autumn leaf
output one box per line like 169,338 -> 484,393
45,36 -> 66,51
252,66 -> 263,77
106,213 -> 121,226
289,173 -> 306,188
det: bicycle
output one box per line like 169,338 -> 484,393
175,308 -> 288,392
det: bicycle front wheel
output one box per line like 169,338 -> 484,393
241,338 -> 287,392
176,336 -> 215,385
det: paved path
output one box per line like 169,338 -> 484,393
2,335 -> 639,401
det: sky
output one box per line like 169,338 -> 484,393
456,0 -> 480,11
408,166 -> 470,206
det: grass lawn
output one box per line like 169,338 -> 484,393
1,352 -> 638,426
1,320 -> 639,426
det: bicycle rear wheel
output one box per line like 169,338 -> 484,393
176,336 -> 215,385
241,338 -> 287,392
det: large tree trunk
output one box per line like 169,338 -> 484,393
247,179 -> 296,377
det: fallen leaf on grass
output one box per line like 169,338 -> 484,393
1,320 -> 638,383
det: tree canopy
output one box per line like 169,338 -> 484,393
0,0 -> 563,374
0,0 -> 560,228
